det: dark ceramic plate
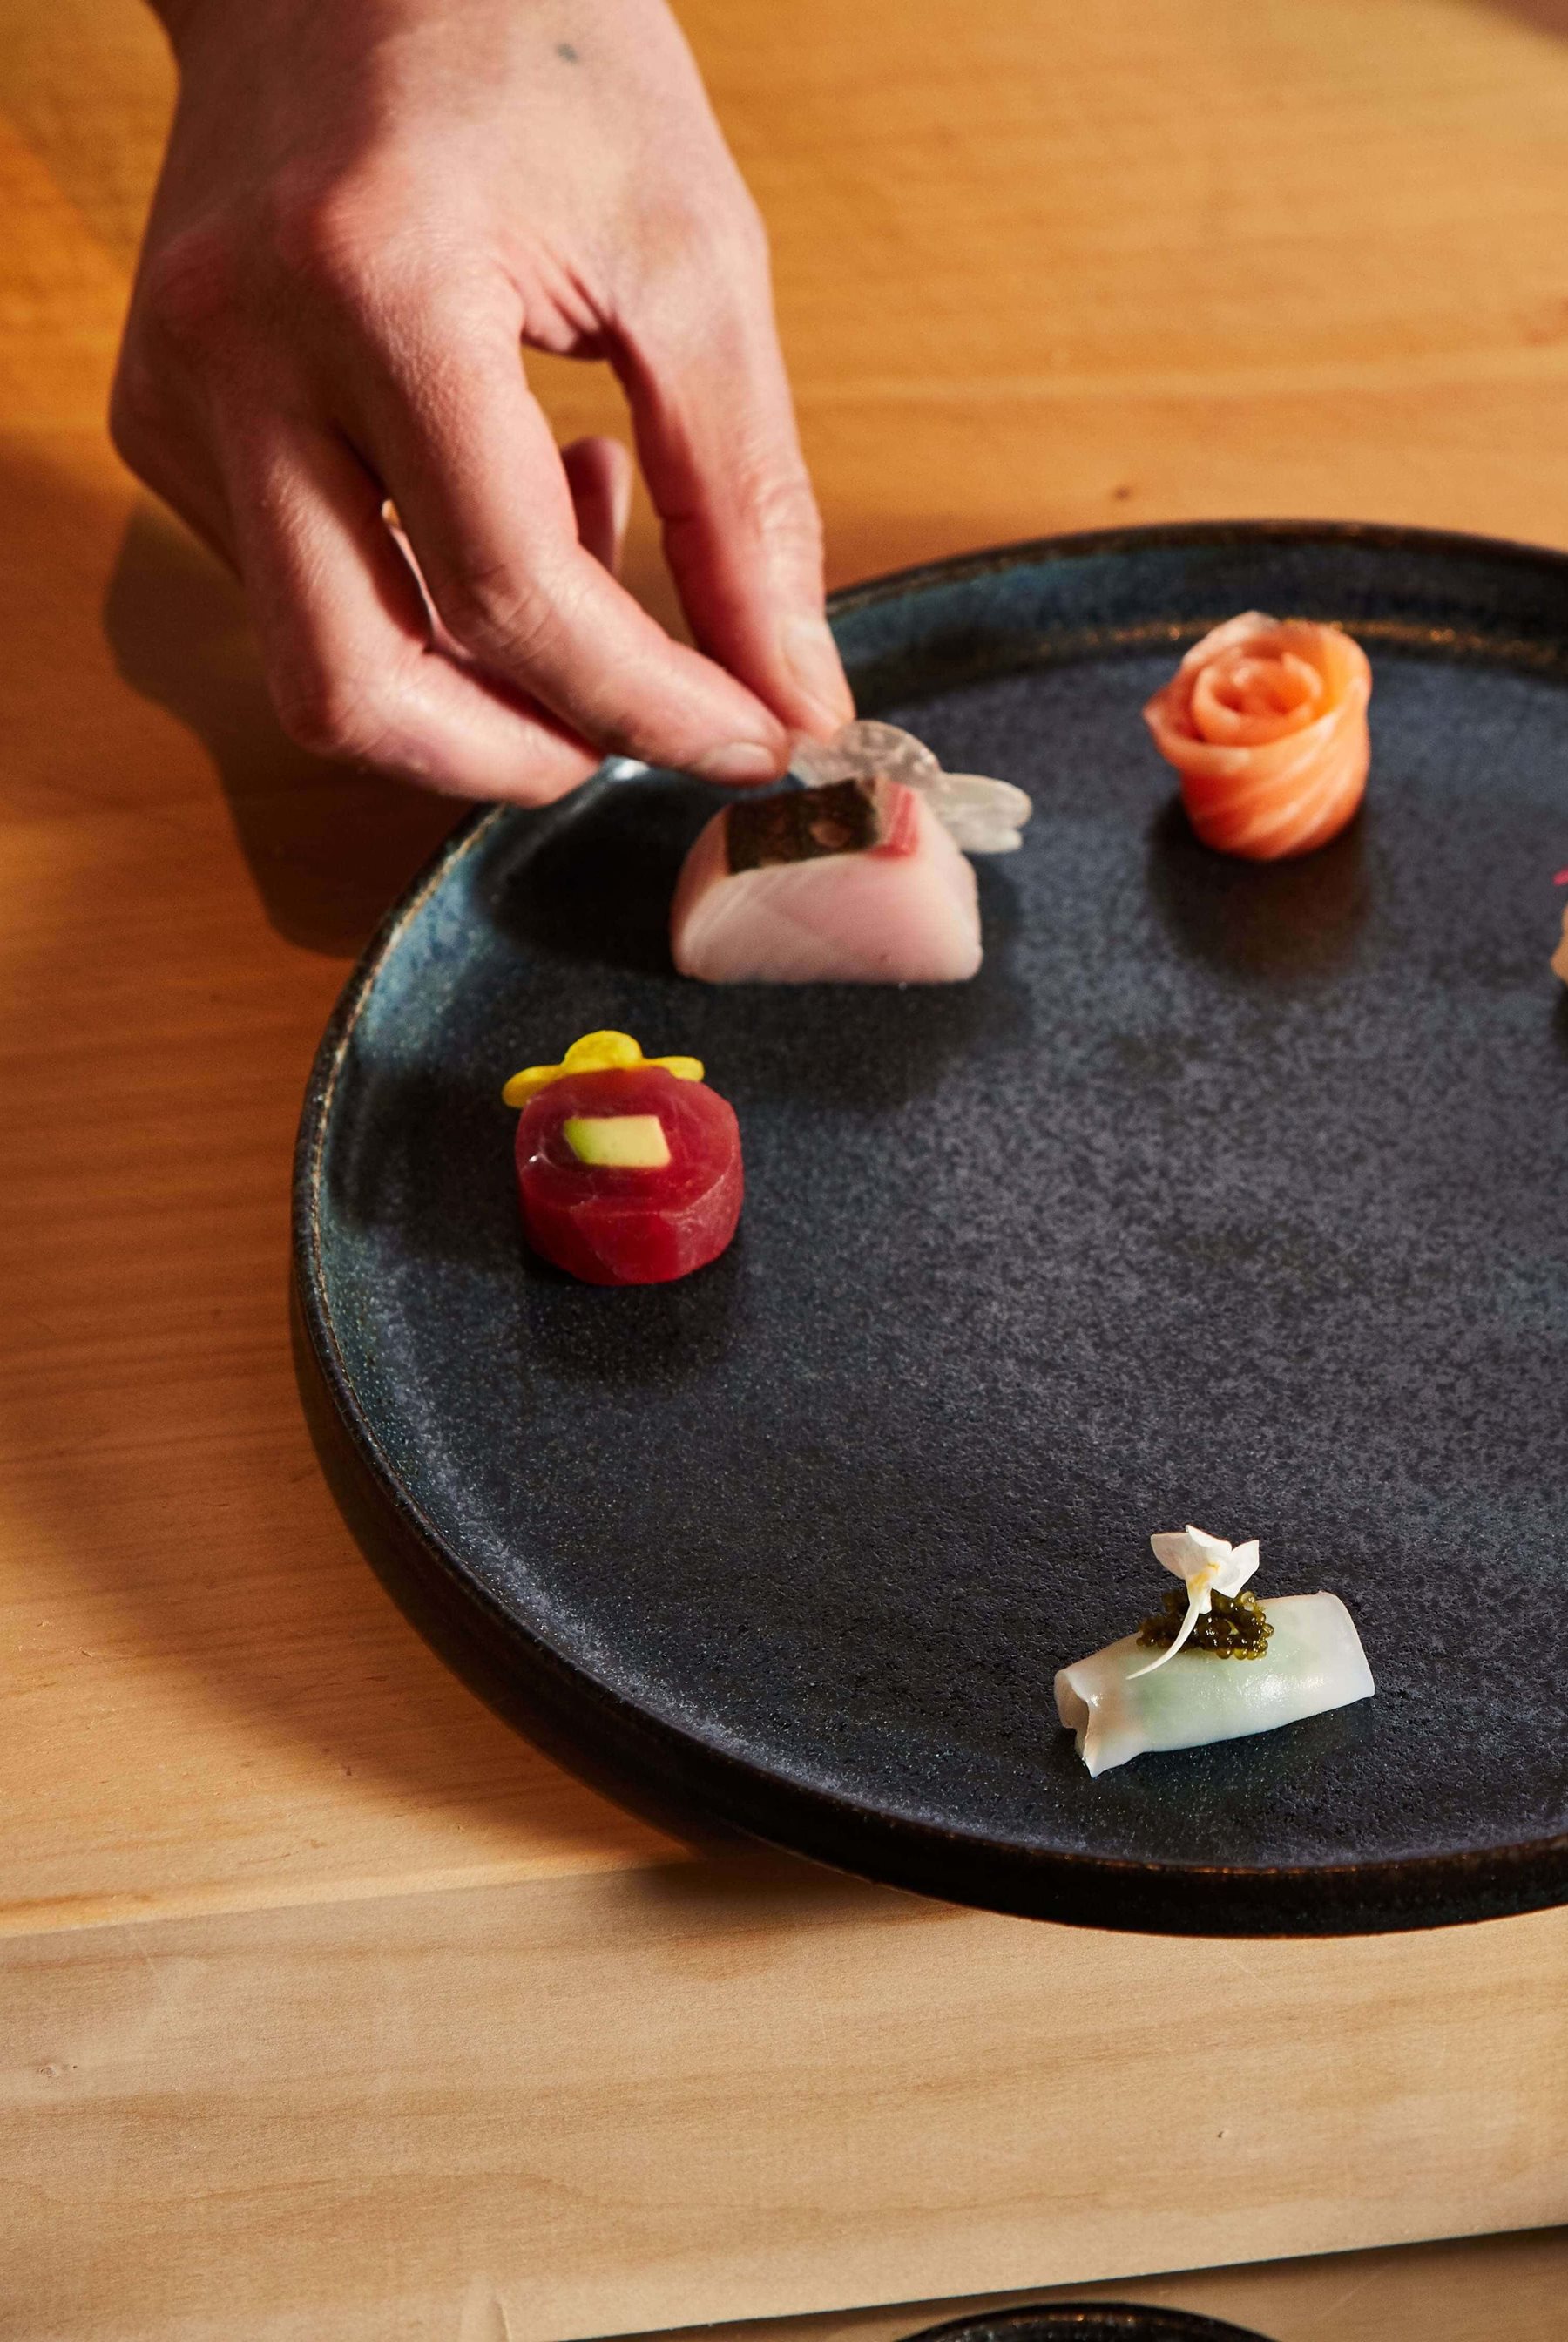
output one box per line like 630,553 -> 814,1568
295,521 -> 1568,1936
903,2309 -> 1272,2342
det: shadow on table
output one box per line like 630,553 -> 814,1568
3,443 -> 986,1912
1484,3 -> 1568,37
1143,795 -> 1371,983
101,498 -> 463,957
0,445 -> 749,1885
99,480 -> 741,963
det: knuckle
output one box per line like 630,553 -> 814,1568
719,181 -> 771,268
440,561 -> 565,668
635,179 -> 769,307
706,198 -> 769,279
260,167 -> 434,333
717,179 -> 773,278
265,180 -> 499,364
267,185 -> 382,315
744,459 -> 823,557
272,666 -> 391,763
139,225 -> 242,349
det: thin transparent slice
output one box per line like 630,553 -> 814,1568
792,720 -> 1031,853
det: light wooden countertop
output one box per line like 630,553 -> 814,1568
3,3 -> 1565,2336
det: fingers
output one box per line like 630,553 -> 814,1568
614,234 -> 853,741
562,434 -> 633,576
355,314 -> 793,782
217,415 -> 601,805
410,433 -> 632,663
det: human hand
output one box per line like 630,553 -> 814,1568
113,0 -> 853,802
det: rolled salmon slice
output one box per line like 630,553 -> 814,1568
1144,612 -> 1372,861
671,775 -> 982,983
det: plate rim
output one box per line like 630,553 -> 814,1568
292,517 -> 1568,1937
827,508 -> 1568,613
901,2304 -> 1275,2342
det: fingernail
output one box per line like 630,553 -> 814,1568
693,740 -> 784,783
781,613 -> 855,731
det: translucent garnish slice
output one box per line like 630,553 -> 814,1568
792,720 -> 1031,855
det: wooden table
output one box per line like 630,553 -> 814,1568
3,3 -> 1565,2336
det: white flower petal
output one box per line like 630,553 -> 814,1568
1150,1532 -> 1192,1574
1214,1540 -> 1260,1597
1151,1528 -> 1218,1580
1184,1524 -> 1233,1564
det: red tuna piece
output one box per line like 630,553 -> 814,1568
515,1062 -> 742,1286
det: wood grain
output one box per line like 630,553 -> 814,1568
8,1867 -> 1566,2341
671,2224 -> 1568,2342
12,0 -> 1568,1940
2,1 -> 1567,2334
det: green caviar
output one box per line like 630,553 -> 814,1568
1137,1586 -> 1274,1659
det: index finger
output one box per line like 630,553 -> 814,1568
354,309 -> 793,783
615,233 -> 853,740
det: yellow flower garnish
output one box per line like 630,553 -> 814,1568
501,1030 -> 704,1109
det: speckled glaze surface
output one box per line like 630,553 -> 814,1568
902,2307 -> 1273,2342
294,523 -> 1568,1936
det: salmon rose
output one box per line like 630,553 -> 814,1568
1144,612 -> 1372,861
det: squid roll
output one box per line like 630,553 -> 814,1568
1055,1526 -> 1375,1777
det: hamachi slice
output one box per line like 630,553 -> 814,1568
1144,612 -> 1372,861
670,775 -> 982,984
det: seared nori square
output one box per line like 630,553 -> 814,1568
727,777 -> 889,872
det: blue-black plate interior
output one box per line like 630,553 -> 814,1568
295,522 -> 1568,1935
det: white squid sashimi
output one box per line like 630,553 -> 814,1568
1055,1592 -> 1375,1778
671,774 -> 981,984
